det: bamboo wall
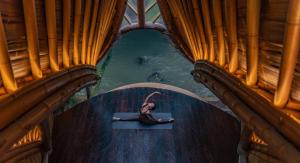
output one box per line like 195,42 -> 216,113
158,0 -> 300,109
237,0 -> 300,100
0,0 -> 126,96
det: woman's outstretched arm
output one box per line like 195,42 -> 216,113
144,91 -> 161,103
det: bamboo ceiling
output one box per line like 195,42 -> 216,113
0,0 -> 126,96
0,0 -> 300,110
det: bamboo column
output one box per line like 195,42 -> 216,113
201,0 -> 215,61
73,0 -> 82,65
246,0 -> 260,86
212,0 -> 225,66
192,0 -> 207,60
45,0 -> 59,72
86,0 -> 100,64
81,0 -> 92,64
63,0 -> 71,68
22,0 -> 43,79
274,0 -> 300,108
225,0 -> 238,73
92,0 -> 118,65
0,14 -> 17,92
137,0 -> 145,28
90,14 -> 101,63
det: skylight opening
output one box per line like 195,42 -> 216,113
120,0 -> 165,30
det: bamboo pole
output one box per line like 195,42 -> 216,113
0,66 -> 97,130
200,0 -> 215,61
1,141 -> 41,162
22,0 -> 43,79
193,69 -> 300,163
73,0 -> 82,65
225,0 -> 238,73
95,0 -> 128,64
81,0 -> 92,64
274,0 -> 300,108
212,0 -> 225,66
92,0 -> 117,65
166,0 -> 202,60
45,0 -> 59,72
0,72 -> 98,156
86,0 -> 100,64
0,14 -> 17,92
62,0 -> 71,68
194,61 -> 300,149
137,0 -> 145,28
192,0 -> 207,60
246,0 -> 260,86
156,0 -> 194,62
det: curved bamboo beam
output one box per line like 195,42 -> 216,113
0,66 -> 97,130
164,0 -> 203,61
200,0 -> 215,61
0,141 -> 41,162
193,68 -> 300,163
95,0 -> 127,63
81,0 -> 92,64
192,0 -> 207,60
86,0 -> 100,64
212,0 -> 225,66
274,0 -> 300,108
0,14 -> 17,92
246,0 -> 260,86
22,0 -> 43,79
120,23 -> 166,34
45,0 -> 59,72
62,0 -> 71,67
225,0 -> 238,73
194,61 -> 300,149
73,0 -> 82,65
0,68 -> 98,155
92,0 -> 118,65
156,0 -> 194,62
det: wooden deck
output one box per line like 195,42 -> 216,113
50,87 -> 240,163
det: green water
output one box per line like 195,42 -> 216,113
92,30 -> 216,99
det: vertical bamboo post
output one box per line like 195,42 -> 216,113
73,0 -> 82,65
225,0 -> 238,73
246,0 -> 260,86
22,0 -> 43,79
137,0 -> 145,28
81,0 -> 92,64
63,0 -> 71,68
86,0 -> 100,64
274,0 -> 300,108
201,0 -> 215,62
192,0 -> 207,60
0,14 -> 17,92
212,0 -> 225,66
45,0 -> 59,72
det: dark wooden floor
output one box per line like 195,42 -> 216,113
50,87 -> 240,163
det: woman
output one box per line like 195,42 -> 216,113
113,91 -> 174,124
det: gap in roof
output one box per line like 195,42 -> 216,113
120,0 -> 165,30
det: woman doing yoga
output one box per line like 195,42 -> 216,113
113,91 -> 174,125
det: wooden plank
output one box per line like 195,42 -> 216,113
50,87 -> 240,163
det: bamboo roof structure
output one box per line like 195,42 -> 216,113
0,0 -> 300,162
